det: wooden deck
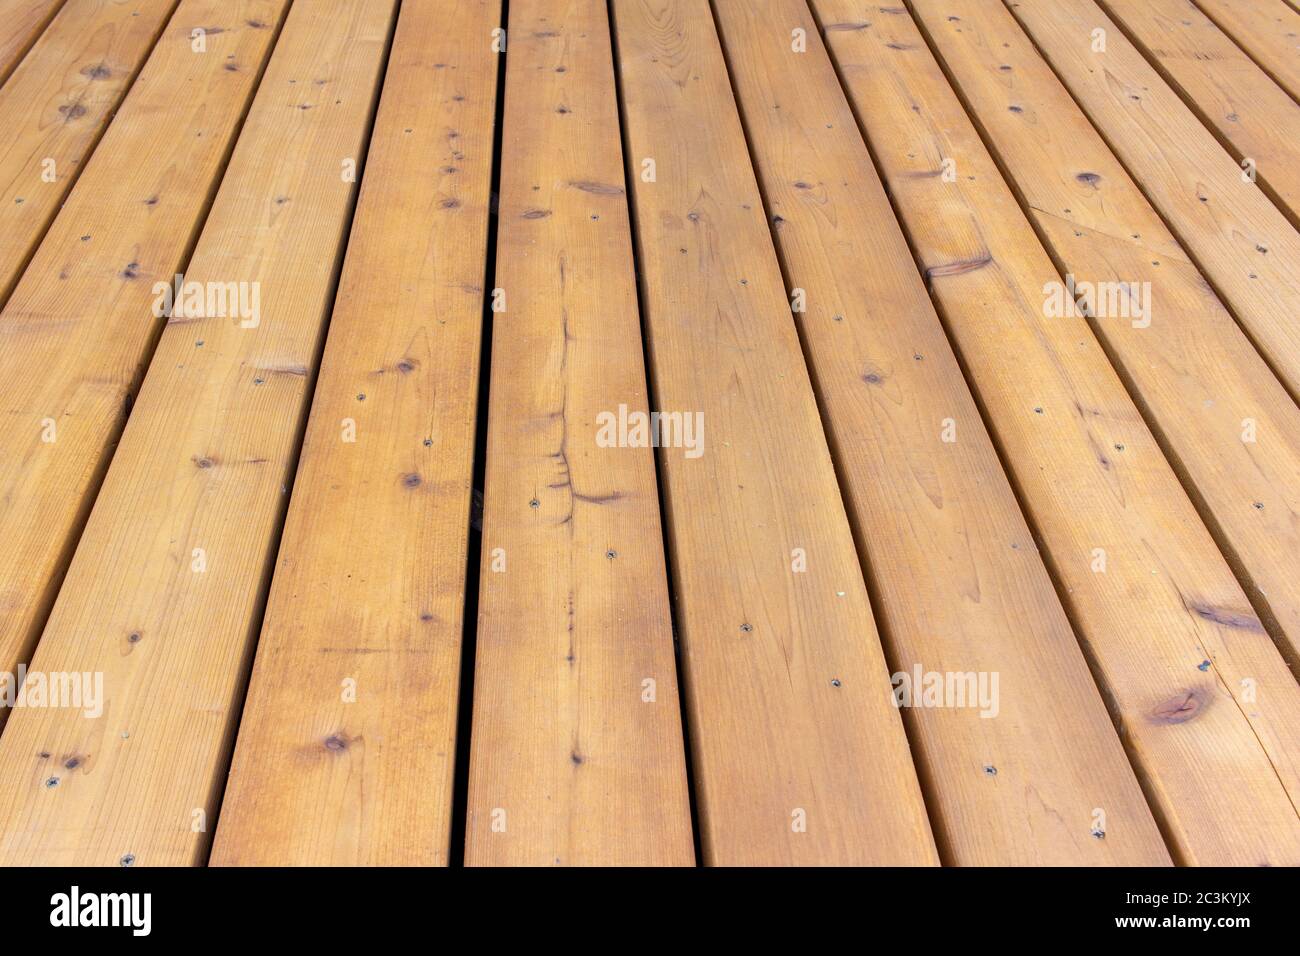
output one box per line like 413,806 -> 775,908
0,0 -> 1297,867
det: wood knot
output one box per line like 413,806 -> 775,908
1150,691 -> 1204,725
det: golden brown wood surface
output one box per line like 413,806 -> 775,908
815,0 -> 1298,864
715,0 -> 1167,865
0,0 -> 65,87
613,0 -> 939,865
1101,0 -> 1300,228
464,0 -> 694,867
1193,0 -> 1300,103
0,0 -> 1293,869
0,0 -> 394,866
0,0 -> 289,729
0,0 -> 178,308
911,0 -> 1300,863
212,0 -> 501,867
1003,0 -> 1300,408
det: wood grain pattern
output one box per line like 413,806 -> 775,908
0,0 -> 65,87
0,0 -> 1291,868
915,0 -> 1300,682
816,0 -> 1298,864
0,0 -> 178,308
1002,0 -> 1300,408
0,0 -> 395,866
1101,0 -> 1300,228
915,0 -> 1300,668
211,0 -> 500,867
1193,0 -> 1300,103
714,0 -> 1165,865
464,0 -> 694,866
0,0 -> 289,727
612,0 -> 937,866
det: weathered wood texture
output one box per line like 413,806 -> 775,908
213,0 -> 500,867
1101,0 -> 1300,228
1003,0 -> 1300,410
715,0 -> 1166,865
0,0 -> 394,866
0,0 -> 65,86
613,0 -> 940,865
0,0 -> 289,728
0,0 -> 178,308
815,0 -> 1298,864
464,0 -> 694,867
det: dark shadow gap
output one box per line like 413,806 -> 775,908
448,0 -> 510,869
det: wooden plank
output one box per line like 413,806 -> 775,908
915,0 -> 1300,852
0,0 -> 395,867
0,0 -> 64,87
814,0 -> 1299,864
1101,0 -> 1300,228
1001,0 -> 1300,408
713,0 -> 1165,864
611,0 -> 937,866
915,0 -> 1300,672
1193,0 -> 1300,103
0,0 -> 179,308
210,0 -> 499,868
0,0 -> 288,705
464,0 -> 693,866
